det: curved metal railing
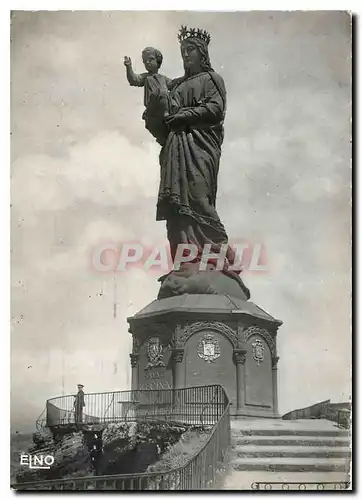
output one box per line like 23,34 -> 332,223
35,407 -> 46,431
12,385 -> 230,491
45,385 -> 226,428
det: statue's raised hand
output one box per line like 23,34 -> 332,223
124,56 -> 132,67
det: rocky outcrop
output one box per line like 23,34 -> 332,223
98,422 -> 188,475
15,421 -> 193,483
16,429 -> 93,484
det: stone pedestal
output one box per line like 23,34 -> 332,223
128,291 -> 282,418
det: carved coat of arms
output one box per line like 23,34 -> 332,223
145,337 -> 165,369
197,334 -> 220,363
252,338 -> 265,366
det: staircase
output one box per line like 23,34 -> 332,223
223,419 -> 351,490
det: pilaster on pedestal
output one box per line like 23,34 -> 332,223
272,355 -> 280,369
171,348 -> 184,363
171,348 -> 184,390
129,353 -> 140,390
233,349 -> 247,365
272,355 -> 280,417
129,353 -> 139,368
233,349 -> 247,412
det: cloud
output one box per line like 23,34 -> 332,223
12,132 -> 160,213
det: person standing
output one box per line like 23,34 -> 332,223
74,384 -> 85,424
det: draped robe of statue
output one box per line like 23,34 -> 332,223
153,71 -> 231,264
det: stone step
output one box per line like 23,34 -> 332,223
230,457 -> 350,473
230,418 -> 350,433
234,445 -> 350,459
232,428 -> 350,438
232,435 -> 349,447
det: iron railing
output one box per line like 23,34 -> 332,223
336,409 -> 351,429
282,399 -> 351,430
12,385 -> 230,491
45,385 -> 226,427
35,408 -> 46,431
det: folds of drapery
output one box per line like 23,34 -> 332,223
156,72 -> 229,260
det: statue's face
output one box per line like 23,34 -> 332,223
181,41 -> 201,71
142,51 -> 159,73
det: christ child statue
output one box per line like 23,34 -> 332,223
124,47 -> 172,119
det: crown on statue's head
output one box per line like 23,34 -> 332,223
178,25 -> 211,45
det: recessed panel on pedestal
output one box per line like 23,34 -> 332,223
184,330 -> 236,407
245,335 -> 273,408
138,337 -> 173,390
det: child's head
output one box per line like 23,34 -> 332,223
142,47 -> 163,74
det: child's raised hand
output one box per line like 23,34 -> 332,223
124,56 -> 132,67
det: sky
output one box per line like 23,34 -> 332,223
10,10 -> 351,432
